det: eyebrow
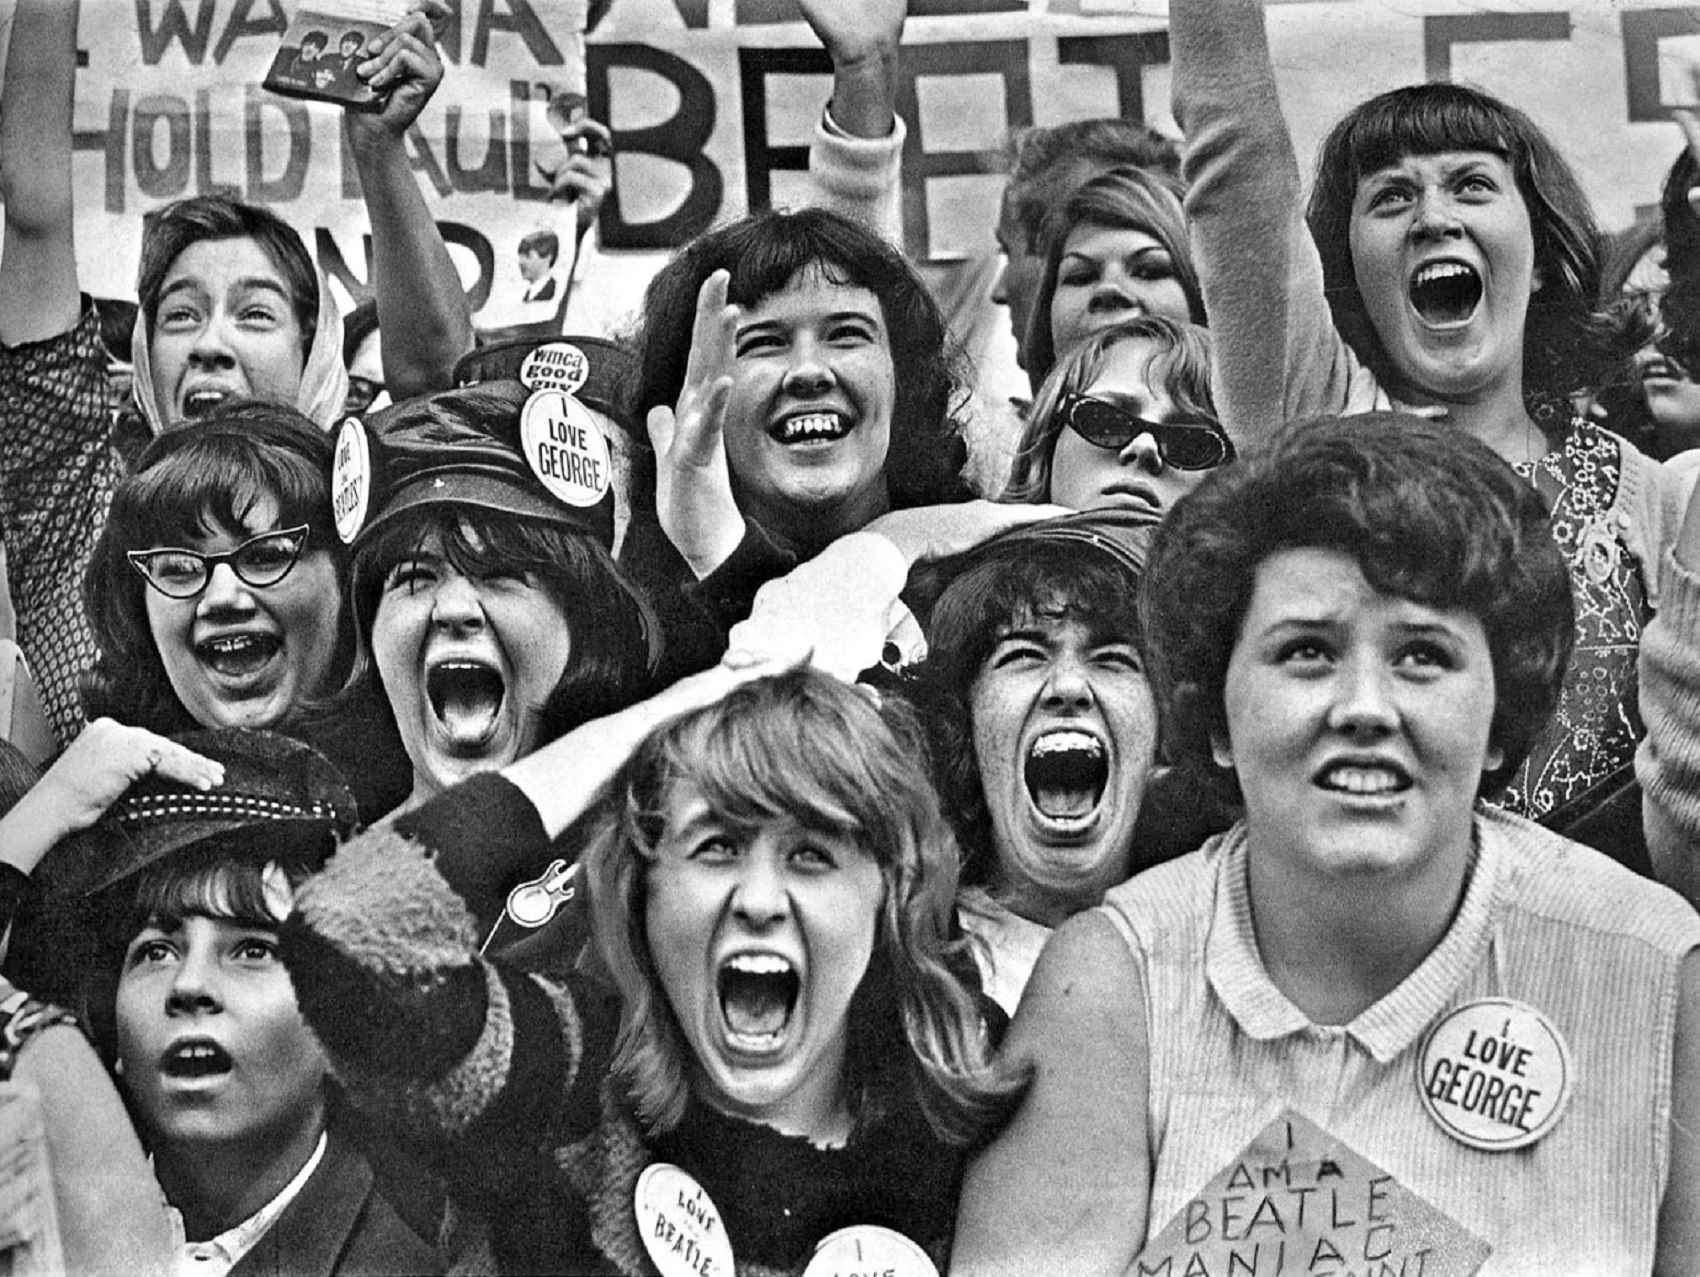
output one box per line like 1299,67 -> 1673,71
160,276 -> 292,303
735,309 -> 881,337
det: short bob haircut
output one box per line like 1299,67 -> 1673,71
1002,119 -> 1181,254
1142,413 -> 1574,801
347,507 -> 653,749
1022,166 -> 1203,393
911,537 -> 1229,884
1305,83 -> 1645,423
627,206 -> 973,516
581,668 -> 1022,1144
81,401 -> 350,733
1004,316 -> 1216,504
136,194 -> 320,356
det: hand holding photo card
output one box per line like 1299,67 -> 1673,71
264,0 -> 410,110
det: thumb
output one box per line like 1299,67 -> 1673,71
647,404 -> 678,457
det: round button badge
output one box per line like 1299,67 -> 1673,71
803,1225 -> 938,1277
518,341 -> 591,395
634,1163 -> 735,1277
521,388 -> 612,509
330,416 -> 371,544
1416,998 -> 1573,1151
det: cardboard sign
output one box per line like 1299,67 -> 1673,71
520,388 -> 611,509
1134,1110 -> 1491,1277
1417,999 -> 1573,1151
804,1225 -> 938,1277
635,1163 -> 736,1277
518,342 -> 592,396
330,417 -> 372,544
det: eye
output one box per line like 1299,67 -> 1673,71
1275,638 -> 1334,668
384,559 -> 434,592
1396,640 -> 1456,672
1092,645 -> 1144,674
240,539 -> 296,574
788,841 -> 839,871
1131,254 -> 1176,282
688,836 -> 738,865
1456,172 -> 1498,197
989,641 -> 1047,671
827,319 -> 876,345
1364,184 -> 1411,212
735,331 -> 785,357
239,302 -> 282,325
1058,263 -> 1098,288
158,304 -> 202,331
150,551 -> 204,587
230,934 -> 279,964
124,935 -> 178,969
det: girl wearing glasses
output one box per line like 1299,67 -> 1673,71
1004,316 -> 1231,519
78,402 -> 411,819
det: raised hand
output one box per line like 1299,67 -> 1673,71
346,1 -> 448,141
798,0 -> 907,138
647,269 -> 749,579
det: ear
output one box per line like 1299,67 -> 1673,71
1530,265 -> 1544,296
1209,731 -> 1234,771
1483,740 -> 1505,775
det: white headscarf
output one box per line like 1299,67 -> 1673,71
131,264 -> 349,435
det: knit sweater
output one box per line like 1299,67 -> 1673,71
280,805 -> 968,1275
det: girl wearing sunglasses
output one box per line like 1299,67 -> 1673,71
80,400 -> 411,818
1004,316 -> 1231,518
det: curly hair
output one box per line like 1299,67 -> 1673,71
1021,167 -> 1202,393
580,668 -> 1023,1145
1004,316 -> 1216,504
1305,83 -> 1647,427
81,401 -> 350,732
626,207 -> 973,523
1141,413 -> 1573,802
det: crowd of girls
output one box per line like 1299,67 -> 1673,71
4,0 -> 1700,1272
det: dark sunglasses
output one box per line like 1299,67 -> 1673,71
1056,393 -> 1235,471
127,525 -> 312,600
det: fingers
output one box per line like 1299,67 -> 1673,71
1677,106 -> 1700,164
647,404 -> 678,458
672,375 -> 732,466
680,270 -> 735,396
145,739 -> 225,791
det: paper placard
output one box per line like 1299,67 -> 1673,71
331,417 -> 372,544
519,342 -> 591,395
1417,999 -> 1573,1151
520,389 -> 611,509
804,1225 -> 938,1277
635,1163 -> 735,1277
1135,1109 -> 1491,1277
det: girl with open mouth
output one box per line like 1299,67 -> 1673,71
1169,0 -> 1693,863
342,377 -> 656,823
277,664 -> 1020,1275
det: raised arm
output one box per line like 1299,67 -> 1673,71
1168,0 -> 1378,441
951,910 -> 1152,1276
0,0 -> 81,345
343,2 -> 472,399
801,0 -> 906,239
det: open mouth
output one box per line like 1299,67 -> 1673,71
159,1039 -> 233,1080
182,388 -> 235,418
1315,761 -> 1412,798
718,953 -> 799,1049
1409,262 -> 1482,326
1642,355 -> 1687,383
1024,729 -> 1108,822
196,633 -> 281,679
770,412 -> 850,445
426,660 -> 506,747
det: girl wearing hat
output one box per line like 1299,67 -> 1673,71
277,660 -> 1020,1275
32,729 -> 464,1277
340,380 -> 656,827
0,0 -> 471,749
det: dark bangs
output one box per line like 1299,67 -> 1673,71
113,403 -> 335,548
1322,85 -> 1519,191
113,831 -> 326,944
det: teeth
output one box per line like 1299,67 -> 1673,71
776,412 -> 847,444
1415,262 -> 1472,287
726,953 -> 791,975
183,389 -> 231,417
1322,765 -> 1405,795
1031,729 -> 1103,759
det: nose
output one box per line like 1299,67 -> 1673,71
730,849 -> 790,928
429,573 -> 486,633
1411,188 -> 1463,241
1119,431 -> 1165,474
1087,273 -> 1139,316
991,258 -> 1010,306
1326,654 -> 1398,736
165,944 -> 222,1016
187,314 -> 238,368
1040,651 -> 1096,713
197,561 -> 255,615
780,336 -> 835,398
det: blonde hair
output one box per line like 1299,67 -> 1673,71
581,669 -> 1025,1142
